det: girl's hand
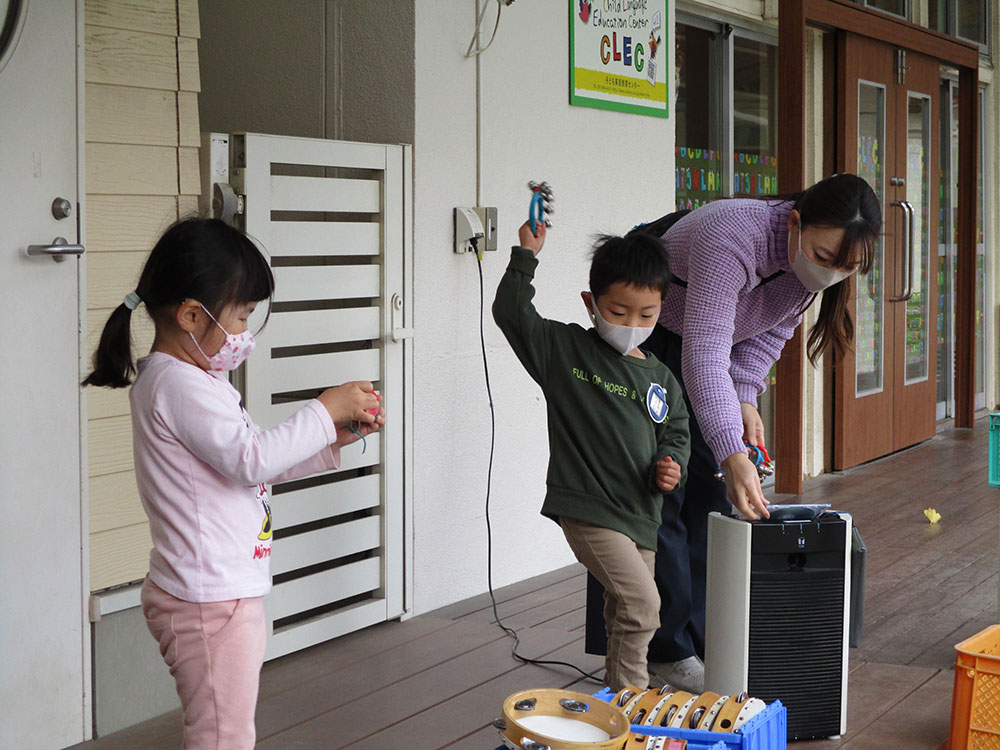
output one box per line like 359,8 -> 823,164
721,451 -> 770,520
316,381 -> 379,425
336,406 -> 386,446
655,456 -> 681,492
740,402 -> 765,450
518,220 -> 547,256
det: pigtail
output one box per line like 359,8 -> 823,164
82,303 -> 137,388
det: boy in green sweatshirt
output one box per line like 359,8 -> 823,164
493,220 -> 690,691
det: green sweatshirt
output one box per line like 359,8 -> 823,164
493,246 -> 691,550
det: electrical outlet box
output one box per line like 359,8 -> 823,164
474,206 -> 498,251
454,207 -> 484,253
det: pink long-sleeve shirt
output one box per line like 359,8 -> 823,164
657,199 -> 814,465
130,352 -> 340,602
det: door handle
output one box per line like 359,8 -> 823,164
390,292 -> 413,342
27,236 -> 85,262
887,201 -> 914,302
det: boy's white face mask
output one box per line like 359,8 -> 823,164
585,296 -> 655,355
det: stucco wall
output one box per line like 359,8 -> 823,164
411,1 -> 676,613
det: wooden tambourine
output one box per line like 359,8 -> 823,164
610,686 -> 646,718
731,697 -> 767,731
650,690 -> 695,728
494,689 -> 631,750
695,694 -> 730,732
681,691 -> 722,731
711,692 -> 750,733
628,690 -> 665,726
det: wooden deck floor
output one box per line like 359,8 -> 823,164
70,420 -> 998,749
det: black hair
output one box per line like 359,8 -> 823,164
589,232 -> 673,300
83,218 -> 275,388
789,174 -> 882,364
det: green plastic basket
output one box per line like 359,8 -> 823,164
990,414 -> 1000,487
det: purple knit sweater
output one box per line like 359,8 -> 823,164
657,199 -> 814,465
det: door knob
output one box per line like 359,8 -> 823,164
27,236 -> 85,262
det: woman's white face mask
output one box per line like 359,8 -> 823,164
789,223 -> 856,293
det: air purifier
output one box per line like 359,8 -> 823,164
704,510 -> 852,740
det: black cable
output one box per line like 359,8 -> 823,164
474,240 -> 604,685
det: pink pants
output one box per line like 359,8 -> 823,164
141,577 -> 267,750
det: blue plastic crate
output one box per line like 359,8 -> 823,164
989,414 -> 1000,487
593,688 -> 787,750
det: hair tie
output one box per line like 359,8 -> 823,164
123,291 -> 142,310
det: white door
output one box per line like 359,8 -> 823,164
0,1 -> 88,747
229,133 -> 412,660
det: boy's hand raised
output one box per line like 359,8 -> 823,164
655,456 -> 681,492
518,220 -> 547,256
316,381 -> 379,425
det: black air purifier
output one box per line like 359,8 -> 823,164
704,511 -> 853,740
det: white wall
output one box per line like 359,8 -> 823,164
411,1 -> 676,614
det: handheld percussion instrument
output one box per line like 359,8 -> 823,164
528,181 -> 554,236
494,689 -> 630,750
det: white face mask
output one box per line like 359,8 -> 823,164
189,304 -> 256,371
790,230 -> 855,293
586,297 -> 655,355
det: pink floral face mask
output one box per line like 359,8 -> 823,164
189,304 -> 256,371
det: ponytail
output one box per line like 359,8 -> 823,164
82,301 -> 139,388
82,217 -> 273,389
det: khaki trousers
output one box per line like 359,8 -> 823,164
560,518 -> 659,691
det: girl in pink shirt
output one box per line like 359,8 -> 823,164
84,218 -> 383,749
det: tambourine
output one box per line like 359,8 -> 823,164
610,686 -> 646,719
709,692 -> 765,733
494,689 -> 630,750
682,692 -> 723,731
628,690 -> 665,726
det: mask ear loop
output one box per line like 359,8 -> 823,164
347,396 -> 382,454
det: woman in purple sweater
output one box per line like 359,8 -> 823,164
596,174 -> 882,691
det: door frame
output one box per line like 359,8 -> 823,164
75,0 -> 91,736
774,0 -> 978,493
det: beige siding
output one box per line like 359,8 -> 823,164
86,0 -> 201,592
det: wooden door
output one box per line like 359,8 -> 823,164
833,34 -> 939,469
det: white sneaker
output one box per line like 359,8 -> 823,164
648,655 -> 705,693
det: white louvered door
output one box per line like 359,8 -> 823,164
230,133 -> 411,659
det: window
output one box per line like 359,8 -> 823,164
732,36 -> 778,198
929,0 -> 988,48
856,0 -> 909,19
674,19 -> 779,211
674,17 -> 780,479
675,21 -> 723,210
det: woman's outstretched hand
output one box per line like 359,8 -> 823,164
721,451 -> 770,520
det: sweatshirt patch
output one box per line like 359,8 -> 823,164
646,383 -> 669,423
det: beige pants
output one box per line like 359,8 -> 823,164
560,518 -> 660,691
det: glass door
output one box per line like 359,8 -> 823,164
937,80 -> 987,419
891,53 -> 939,451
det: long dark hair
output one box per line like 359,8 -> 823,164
83,218 -> 274,388
778,174 -> 881,364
